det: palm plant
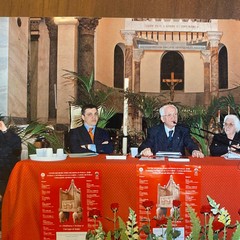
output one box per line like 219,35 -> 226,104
125,91 -> 166,128
63,70 -> 117,129
14,122 -> 63,155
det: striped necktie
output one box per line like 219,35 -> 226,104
88,128 -> 94,143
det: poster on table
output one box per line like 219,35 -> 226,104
137,164 -> 201,239
39,170 -> 102,240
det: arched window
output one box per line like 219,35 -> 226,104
160,51 -> 184,91
114,44 -> 124,88
219,45 -> 228,89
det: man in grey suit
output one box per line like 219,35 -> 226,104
138,104 -> 204,158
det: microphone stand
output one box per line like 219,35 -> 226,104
192,124 -> 240,151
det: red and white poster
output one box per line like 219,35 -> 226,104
137,164 -> 201,239
39,170 -> 102,240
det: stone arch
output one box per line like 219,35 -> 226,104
219,44 -> 228,89
114,43 -> 125,88
160,51 -> 184,91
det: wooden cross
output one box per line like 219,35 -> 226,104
162,72 -> 182,101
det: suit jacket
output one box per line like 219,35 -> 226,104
209,132 -> 240,156
0,130 -> 21,196
138,123 -> 199,156
68,125 -> 114,154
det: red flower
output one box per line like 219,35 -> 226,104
155,217 -> 168,227
212,220 -> 225,232
172,199 -> 181,208
111,203 -> 119,212
200,205 -> 212,214
142,200 -> 154,211
89,209 -> 101,219
238,208 -> 240,215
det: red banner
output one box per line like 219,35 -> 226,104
137,164 -> 201,239
40,170 -> 102,239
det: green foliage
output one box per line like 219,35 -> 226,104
63,69 -> 115,108
125,208 -> 139,240
232,222 -> 240,240
86,222 -> 106,240
15,122 -> 63,155
98,107 -> 117,128
208,216 -> 214,240
126,92 -> 165,128
186,205 -> 201,240
63,69 -> 117,129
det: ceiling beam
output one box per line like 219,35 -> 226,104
1,0 -> 240,19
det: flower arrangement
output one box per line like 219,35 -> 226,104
86,196 -> 240,240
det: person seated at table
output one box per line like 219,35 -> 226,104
68,104 -> 114,154
138,104 -> 204,158
210,114 -> 240,156
0,120 -> 22,228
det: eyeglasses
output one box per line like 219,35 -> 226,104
223,123 -> 234,127
163,113 -> 178,117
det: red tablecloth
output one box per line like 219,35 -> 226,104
2,155 -> 240,240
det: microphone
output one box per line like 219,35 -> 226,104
193,124 -> 240,150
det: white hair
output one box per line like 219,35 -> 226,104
224,114 -> 240,132
159,104 -> 178,117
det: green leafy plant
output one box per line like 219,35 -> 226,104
14,122 -> 63,155
63,70 -> 117,129
186,195 -> 240,240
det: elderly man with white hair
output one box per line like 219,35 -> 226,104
210,114 -> 240,156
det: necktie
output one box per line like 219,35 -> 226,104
167,130 -> 174,151
88,128 -> 94,143
168,130 -> 173,142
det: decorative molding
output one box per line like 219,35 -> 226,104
125,18 -> 218,32
77,17 -> 99,34
201,50 -> 211,63
133,49 -> 144,62
54,17 -> 78,25
121,30 -> 136,45
207,31 -> 223,47
30,17 -> 42,41
45,17 -> 58,40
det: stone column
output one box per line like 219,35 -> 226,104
54,17 -> 78,124
45,17 -> 58,120
121,30 -> 136,91
29,18 -> 41,121
201,50 -> 211,107
133,49 -> 144,93
132,49 -> 144,133
207,31 -> 222,99
77,18 -> 99,102
121,30 -> 136,133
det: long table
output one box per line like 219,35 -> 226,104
2,155 -> 240,240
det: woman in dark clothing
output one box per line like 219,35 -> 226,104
0,120 -> 21,228
210,114 -> 240,156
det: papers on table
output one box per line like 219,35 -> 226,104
168,158 -> 190,162
68,152 -> 99,158
139,156 -> 165,161
106,155 -> 127,160
223,152 -> 240,160
156,151 -> 182,158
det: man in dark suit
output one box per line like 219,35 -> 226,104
68,104 -> 114,154
138,104 -> 204,158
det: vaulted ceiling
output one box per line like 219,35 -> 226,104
1,0 -> 240,19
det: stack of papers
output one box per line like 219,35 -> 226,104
139,156 -> 165,161
156,151 -> 182,158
